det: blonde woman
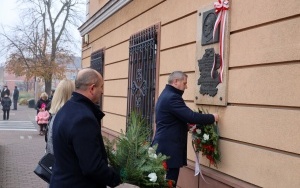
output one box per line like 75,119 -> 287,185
46,79 -> 75,154
35,92 -> 50,114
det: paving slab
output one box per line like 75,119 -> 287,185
0,105 -> 47,188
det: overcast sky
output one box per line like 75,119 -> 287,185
0,0 -> 19,27
0,0 -> 84,65
0,0 -> 19,65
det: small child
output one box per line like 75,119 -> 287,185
36,103 -> 50,135
1,94 -> 12,120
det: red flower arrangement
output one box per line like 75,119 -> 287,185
189,108 -> 221,168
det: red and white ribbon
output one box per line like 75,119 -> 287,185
211,0 -> 229,83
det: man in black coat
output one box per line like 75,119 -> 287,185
13,86 -> 19,110
152,71 -> 219,186
50,68 -> 121,188
1,85 -> 10,98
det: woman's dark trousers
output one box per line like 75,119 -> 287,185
3,110 -> 10,120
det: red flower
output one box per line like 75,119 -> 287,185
162,161 -> 168,170
206,155 -> 215,165
167,180 -> 173,188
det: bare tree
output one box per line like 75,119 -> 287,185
0,0 -> 84,95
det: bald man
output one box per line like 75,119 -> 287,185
50,68 -> 121,188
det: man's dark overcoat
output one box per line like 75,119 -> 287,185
1,96 -> 12,110
1,88 -> 10,98
152,84 -> 215,168
13,87 -> 19,100
50,92 -> 120,188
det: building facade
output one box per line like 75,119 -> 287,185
79,0 -> 300,187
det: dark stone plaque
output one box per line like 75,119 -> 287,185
201,9 -> 220,46
197,48 -> 220,97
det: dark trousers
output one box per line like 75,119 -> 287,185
13,99 -> 18,109
3,110 -> 10,120
38,124 -> 47,132
166,168 -> 180,187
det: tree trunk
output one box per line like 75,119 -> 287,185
45,78 -> 52,96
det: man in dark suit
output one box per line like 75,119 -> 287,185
152,71 -> 219,186
13,86 -> 19,110
50,68 -> 121,188
1,85 -> 10,98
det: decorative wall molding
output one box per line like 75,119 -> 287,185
78,0 -> 132,36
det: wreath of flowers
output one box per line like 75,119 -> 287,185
189,108 -> 221,168
104,112 -> 174,188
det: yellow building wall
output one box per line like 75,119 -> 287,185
88,0 -> 110,18
81,0 -> 300,187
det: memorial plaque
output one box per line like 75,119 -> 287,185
201,9 -> 219,46
195,6 -> 230,106
197,48 -> 220,97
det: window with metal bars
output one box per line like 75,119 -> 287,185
90,49 -> 104,109
127,25 -> 159,138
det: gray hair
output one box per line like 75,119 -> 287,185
168,71 -> 188,84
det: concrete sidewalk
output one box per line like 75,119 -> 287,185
0,105 -> 48,188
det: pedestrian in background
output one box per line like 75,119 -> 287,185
35,92 -> 50,114
48,89 -> 55,101
50,68 -> 121,188
1,94 -> 12,120
1,85 -> 10,99
13,86 -> 19,110
36,103 -> 50,135
152,71 -> 219,186
46,79 -> 74,154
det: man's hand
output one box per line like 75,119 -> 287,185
212,114 -> 219,122
187,124 -> 197,132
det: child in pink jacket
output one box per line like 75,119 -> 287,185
36,103 -> 50,135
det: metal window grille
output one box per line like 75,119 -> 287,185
90,49 -> 104,109
127,25 -> 159,137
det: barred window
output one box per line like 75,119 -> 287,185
127,25 -> 160,138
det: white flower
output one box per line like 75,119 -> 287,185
149,153 -> 157,159
148,147 -> 157,159
196,129 -> 201,134
203,134 -> 209,141
148,147 -> 155,155
148,172 -> 157,182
